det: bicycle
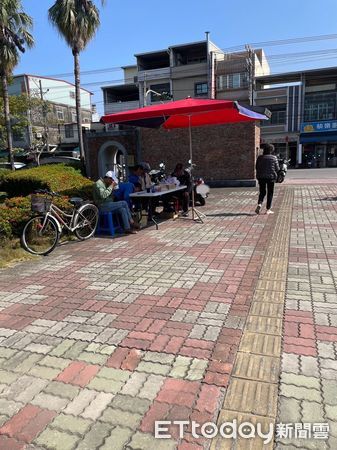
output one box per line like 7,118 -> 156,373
21,189 -> 99,256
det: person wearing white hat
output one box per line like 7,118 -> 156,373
93,171 -> 138,234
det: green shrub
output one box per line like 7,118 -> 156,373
1,164 -> 93,198
0,168 -> 11,184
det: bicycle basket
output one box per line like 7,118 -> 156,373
31,195 -> 52,213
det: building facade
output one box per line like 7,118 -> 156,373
91,38 -> 270,186
8,74 -> 92,151
102,38 -> 270,114
256,67 -> 337,168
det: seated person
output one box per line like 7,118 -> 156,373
128,165 -> 143,191
139,162 -> 152,191
93,171 -> 138,234
171,163 -> 192,216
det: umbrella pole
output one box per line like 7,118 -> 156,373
188,116 -> 205,223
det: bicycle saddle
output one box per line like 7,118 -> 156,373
69,197 -> 84,206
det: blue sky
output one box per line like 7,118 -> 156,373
17,0 -> 337,114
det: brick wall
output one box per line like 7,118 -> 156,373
140,122 -> 260,186
85,123 -> 260,186
84,131 -> 137,180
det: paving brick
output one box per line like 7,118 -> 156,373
137,360 -> 172,376
0,435 -> 26,450
280,373 -> 320,389
31,393 -> 69,412
17,408 -> 57,443
280,384 -> 321,402
100,426 -> 133,450
0,399 -> 23,418
76,422 -> 111,450
224,379 -> 278,417
100,407 -> 142,429
302,400 -> 325,423
49,413 -> 92,435
129,431 -> 176,449
138,374 -> 165,401
34,427 -> 80,450
111,394 -> 151,415
28,365 -> 60,380
81,392 -> 114,420
43,381 -> 80,400
63,388 -> 97,416
277,397 -> 301,423
322,379 -> 337,406
0,404 -> 40,438
55,361 -> 86,383
121,372 -> 148,397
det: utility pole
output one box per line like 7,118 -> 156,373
39,80 -> 49,152
143,73 -> 147,106
245,45 -> 255,105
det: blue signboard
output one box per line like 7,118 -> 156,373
301,120 -> 337,133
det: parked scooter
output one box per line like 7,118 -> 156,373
185,161 -> 210,206
149,162 -> 166,184
193,177 -> 210,206
277,158 -> 290,183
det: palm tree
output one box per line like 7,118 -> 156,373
0,0 -> 34,170
48,0 -> 105,166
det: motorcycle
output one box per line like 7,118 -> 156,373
277,158 -> 290,183
185,161 -> 210,206
193,177 -> 210,206
149,162 -> 166,184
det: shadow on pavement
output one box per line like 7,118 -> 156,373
316,197 -> 337,201
206,212 -> 256,217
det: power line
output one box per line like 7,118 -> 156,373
44,33 -> 337,79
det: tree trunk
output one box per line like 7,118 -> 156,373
1,75 -> 15,171
73,50 -> 86,169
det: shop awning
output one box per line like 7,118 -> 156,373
300,132 -> 337,144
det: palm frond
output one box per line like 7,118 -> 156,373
0,0 -> 34,75
48,0 -> 102,52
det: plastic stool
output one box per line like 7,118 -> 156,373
96,211 -> 123,236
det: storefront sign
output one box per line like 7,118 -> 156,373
301,121 -> 337,133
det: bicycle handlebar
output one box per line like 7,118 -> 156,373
35,189 -> 61,197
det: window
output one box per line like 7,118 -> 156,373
262,104 -> 287,126
65,124 -> 74,138
195,82 -> 208,96
217,72 -> 248,90
56,108 -> 64,121
69,91 -> 75,99
232,73 -> 241,89
149,83 -> 171,103
71,111 -> 77,123
304,92 -> 336,121
12,129 -> 25,141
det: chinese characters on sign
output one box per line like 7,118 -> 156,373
301,121 -> 337,133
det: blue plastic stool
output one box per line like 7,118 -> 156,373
96,211 -> 123,236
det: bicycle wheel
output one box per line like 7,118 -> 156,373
74,204 -> 98,240
21,215 -> 59,255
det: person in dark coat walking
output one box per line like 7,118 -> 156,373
255,144 -> 280,215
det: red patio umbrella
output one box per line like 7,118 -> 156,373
101,98 -> 268,129
101,98 -> 268,220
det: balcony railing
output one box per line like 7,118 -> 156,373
104,100 -> 140,115
138,67 -> 171,82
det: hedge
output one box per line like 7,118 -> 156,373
0,164 -> 94,243
1,164 -> 93,198
0,169 -> 10,184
